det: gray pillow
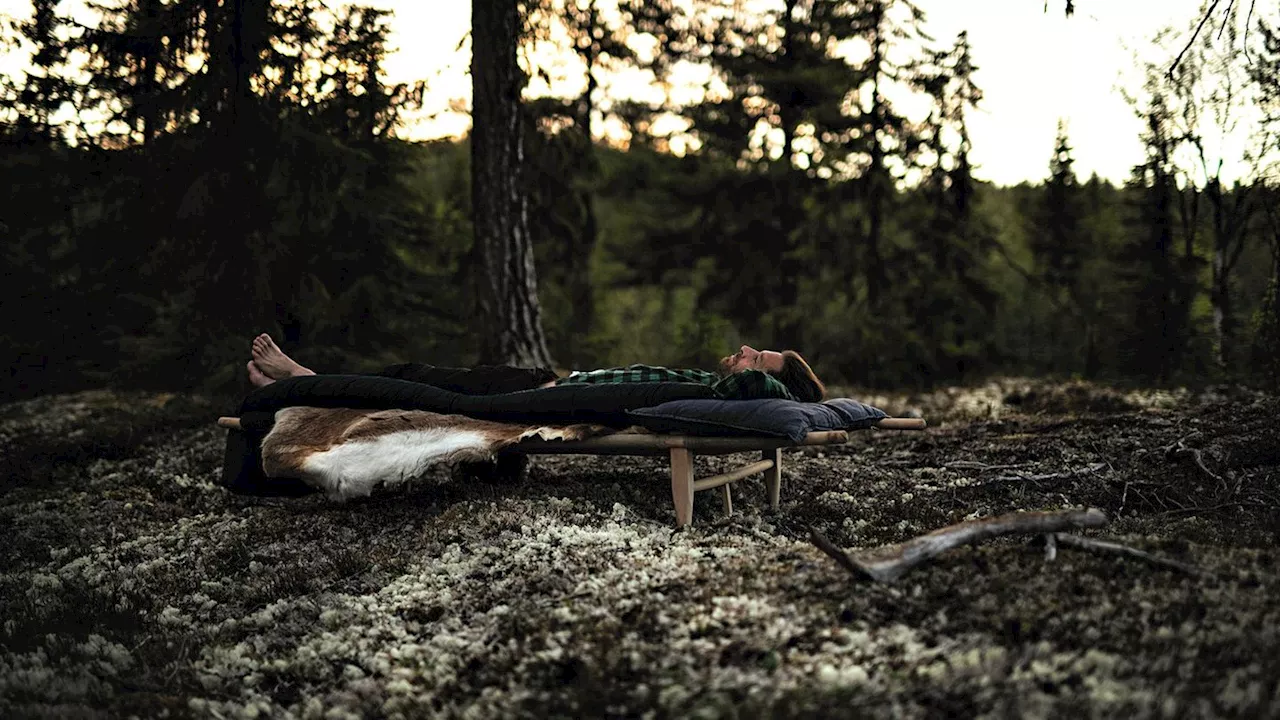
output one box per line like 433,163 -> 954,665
627,398 -> 888,443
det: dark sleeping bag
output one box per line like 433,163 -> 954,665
220,375 -> 718,496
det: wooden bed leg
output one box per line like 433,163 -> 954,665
763,448 -> 782,509
670,448 -> 695,527
721,484 -> 733,516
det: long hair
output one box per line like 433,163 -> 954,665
772,350 -> 826,402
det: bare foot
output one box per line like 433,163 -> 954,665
250,333 -> 316,380
247,360 -> 274,388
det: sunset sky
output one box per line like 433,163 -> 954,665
0,0 -> 1239,186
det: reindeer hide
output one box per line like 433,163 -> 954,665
261,406 -> 608,500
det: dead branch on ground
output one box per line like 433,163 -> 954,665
810,508 -> 1108,583
986,462 -> 1109,484
1163,432 -> 1225,487
1051,533 -> 1211,577
945,460 -> 1030,472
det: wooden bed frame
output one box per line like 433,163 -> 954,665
217,417 -> 926,527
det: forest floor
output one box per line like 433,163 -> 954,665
1,379 -> 1278,718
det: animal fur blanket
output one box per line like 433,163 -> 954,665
260,406 -> 608,500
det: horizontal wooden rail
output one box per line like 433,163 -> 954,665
215,418 -> 925,449
692,459 -> 776,492
218,411 -> 927,527
876,417 -> 927,430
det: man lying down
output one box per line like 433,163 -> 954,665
246,333 -> 827,403
230,335 -> 830,500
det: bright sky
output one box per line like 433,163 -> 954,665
0,0 -> 1232,185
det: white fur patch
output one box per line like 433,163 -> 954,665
301,427 -> 492,500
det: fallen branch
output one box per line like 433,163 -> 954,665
1052,533 -> 1211,577
986,462 -> 1108,484
1163,432 -> 1224,487
811,508 -> 1108,583
945,460 -> 1030,472
1178,447 -> 1224,485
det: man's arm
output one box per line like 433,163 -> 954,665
553,365 -> 718,386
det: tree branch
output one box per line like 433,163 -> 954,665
811,508 -> 1108,583
1170,0 -> 1222,79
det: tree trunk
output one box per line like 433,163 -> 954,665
471,0 -> 555,368
864,6 -> 888,310
779,0 -> 798,169
1212,246 -> 1229,371
1207,182 -> 1253,374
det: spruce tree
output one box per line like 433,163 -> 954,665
1123,97 -> 1187,381
908,31 -> 996,383
1033,121 -> 1088,292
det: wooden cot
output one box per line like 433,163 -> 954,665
217,416 -> 927,527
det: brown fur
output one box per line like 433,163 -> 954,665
261,406 -> 607,483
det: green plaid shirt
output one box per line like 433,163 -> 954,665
553,364 -> 795,401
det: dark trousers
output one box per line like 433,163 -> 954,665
368,364 -> 557,483
224,363 -> 556,495
372,364 -> 558,395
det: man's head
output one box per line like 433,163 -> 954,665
719,345 -> 827,402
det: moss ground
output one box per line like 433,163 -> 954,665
1,381 -> 1277,718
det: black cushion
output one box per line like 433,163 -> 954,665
627,398 -> 888,443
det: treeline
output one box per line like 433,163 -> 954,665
2,0 -> 1279,402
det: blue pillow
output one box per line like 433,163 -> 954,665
627,398 -> 888,443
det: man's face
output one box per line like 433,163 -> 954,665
719,345 -> 785,374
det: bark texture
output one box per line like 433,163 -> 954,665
471,0 -> 555,368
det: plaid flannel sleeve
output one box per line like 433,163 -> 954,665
554,365 -> 719,386
712,370 -> 796,400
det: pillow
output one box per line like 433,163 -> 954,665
627,398 -> 888,443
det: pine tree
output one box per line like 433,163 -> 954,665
1,0 -> 75,144
854,0 -> 930,310
471,0 -> 555,367
2,0 -> 446,390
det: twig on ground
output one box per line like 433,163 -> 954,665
946,460 -> 1029,472
1088,440 -> 1116,474
986,462 -> 1108,485
1052,533 -> 1211,577
1157,502 -> 1245,517
809,529 -> 866,578
810,508 -> 1109,583
1163,432 -> 1225,488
